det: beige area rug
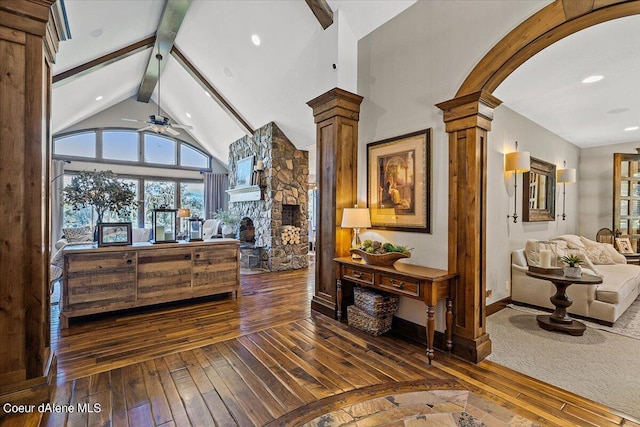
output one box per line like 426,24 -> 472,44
508,297 -> 640,341
303,390 -> 537,427
487,307 -> 640,420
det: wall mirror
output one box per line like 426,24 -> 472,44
522,157 -> 556,222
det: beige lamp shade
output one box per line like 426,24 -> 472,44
505,151 -> 531,172
341,207 -> 371,228
178,208 -> 191,218
557,168 -> 576,183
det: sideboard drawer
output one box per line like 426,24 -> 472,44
342,266 -> 374,285
378,274 -> 420,297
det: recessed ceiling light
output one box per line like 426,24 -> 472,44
185,112 -> 192,119
89,28 -> 103,38
624,126 -> 639,131
95,95 -> 103,101
251,34 -> 261,46
581,75 -> 603,84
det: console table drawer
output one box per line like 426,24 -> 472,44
378,274 -> 420,297
342,266 -> 374,285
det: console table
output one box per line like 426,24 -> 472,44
335,257 -> 457,364
61,239 -> 240,328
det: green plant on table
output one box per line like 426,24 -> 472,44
560,254 -> 584,267
359,239 -> 412,255
212,209 -> 241,225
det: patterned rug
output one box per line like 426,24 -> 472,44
487,307 -> 640,420
301,390 -> 537,427
508,295 -> 640,341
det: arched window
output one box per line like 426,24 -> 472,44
53,129 -> 212,229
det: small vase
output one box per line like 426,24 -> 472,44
564,266 -> 582,278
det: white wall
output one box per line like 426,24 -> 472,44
579,141 -> 640,239
488,106 -> 579,303
357,0 -> 555,326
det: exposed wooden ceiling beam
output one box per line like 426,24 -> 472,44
170,47 -> 254,136
305,0 -> 333,30
52,36 -> 155,87
137,0 -> 191,102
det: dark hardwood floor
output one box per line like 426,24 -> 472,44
1,261 -> 638,426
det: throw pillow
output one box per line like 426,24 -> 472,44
565,242 -> 603,277
62,226 -> 93,243
579,236 -> 616,265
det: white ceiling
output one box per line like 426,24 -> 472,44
53,1 -> 638,167
495,14 -> 640,148
52,0 -> 415,166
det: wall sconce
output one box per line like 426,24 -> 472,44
556,160 -> 576,221
505,141 -> 530,223
341,205 -> 371,259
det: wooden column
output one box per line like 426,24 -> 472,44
436,91 -> 501,363
307,88 -> 362,318
0,0 -> 61,406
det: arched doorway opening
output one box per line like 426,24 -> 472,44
437,0 -> 640,362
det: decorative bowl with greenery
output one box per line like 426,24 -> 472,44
351,240 -> 412,266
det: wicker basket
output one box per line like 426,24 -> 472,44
354,287 -> 398,316
350,249 -> 410,266
347,305 -> 393,336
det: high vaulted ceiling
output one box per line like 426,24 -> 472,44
495,13 -> 640,149
52,0 -> 415,169
53,1 -> 640,170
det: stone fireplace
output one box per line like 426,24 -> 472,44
228,122 -> 309,271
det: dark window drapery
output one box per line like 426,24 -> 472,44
204,172 -> 228,218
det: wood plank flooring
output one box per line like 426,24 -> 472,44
2,263 -> 639,426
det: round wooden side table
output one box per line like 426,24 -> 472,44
525,270 -> 603,336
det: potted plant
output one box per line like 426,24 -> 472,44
212,209 -> 241,238
63,170 -> 137,239
560,254 -> 584,278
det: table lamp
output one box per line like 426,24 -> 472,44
178,208 -> 191,240
341,205 -> 371,259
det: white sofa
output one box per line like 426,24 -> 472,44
511,235 -> 640,325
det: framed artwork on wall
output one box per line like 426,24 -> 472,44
97,222 -> 132,247
235,155 -> 254,188
367,128 -> 431,233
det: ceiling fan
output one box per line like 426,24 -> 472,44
122,53 -> 192,136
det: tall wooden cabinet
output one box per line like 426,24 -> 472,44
0,0 -> 66,407
613,152 -> 640,245
61,240 -> 240,328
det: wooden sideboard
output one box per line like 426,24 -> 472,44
335,257 -> 457,364
61,239 -> 240,328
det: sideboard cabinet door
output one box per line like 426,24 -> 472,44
64,251 -> 137,311
193,245 -> 239,293
137,248 -> 192,301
